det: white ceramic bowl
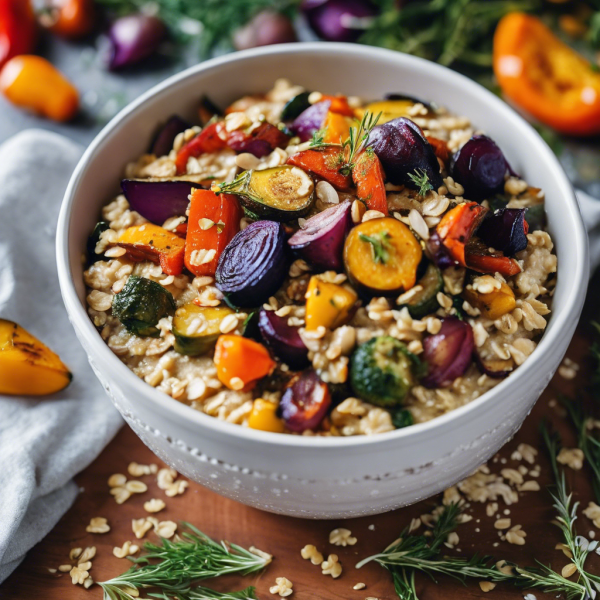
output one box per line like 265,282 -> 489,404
57,43 -> 588,519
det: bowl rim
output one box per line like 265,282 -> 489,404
56,41 -> 588,449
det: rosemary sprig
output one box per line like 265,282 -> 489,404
215,171 -> 251,195
150,586 -> 258,600
309,126 -> 328,149
99,523 -> 271,600
359,231 -> 391,264
408,169 -> 433,197
340,110 -> 382,176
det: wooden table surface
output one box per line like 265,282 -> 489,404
5,278 -> 600,600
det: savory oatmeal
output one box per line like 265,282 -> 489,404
84,78 -> 557,436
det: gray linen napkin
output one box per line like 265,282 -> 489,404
0,130 -> 122,583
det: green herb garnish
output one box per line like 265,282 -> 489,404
359,231 -> 391,264
408,168 -> 433,197
341,110 -> 382,176
309,126 -> 328,149
150,586 -> 258,600
99,523 -> 271,600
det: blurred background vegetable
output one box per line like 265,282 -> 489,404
107,13 -> 166,69
0,0 -> 37,69
39,0 -> 96,39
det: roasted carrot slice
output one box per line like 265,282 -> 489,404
287,146 -> 352,191
465,239 -> 522,277
175,122 -> 227,174
352,150 -> 389,215
118,223 -> 185,276
436,202 -> 488,266
321,94 -> 355,116
185,189 -> 243,277
214,335 -> 276,390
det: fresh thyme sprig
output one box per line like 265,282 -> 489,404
215,170 -> 251,196
150,586 -> 258,600
408,169 -> 433,197
99,523 -> 271,600
359,231 -> 392,264
340,110 -> 382,176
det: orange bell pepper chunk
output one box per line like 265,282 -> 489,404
436,202 -> 488,267
214,335 -> 276,391
0,55 -> 79,122
305,276 -> 358,331
426,136 -> 450,164
185,189 -> 242,277
287,146 -> 352,191
494,13 -> 600,136
118,223 -> 185,276
0,0 -> 37,69
47,0 -> 95,39
323,111 -> 352,144
321,94 -> 355,117
175,122 -> 228,174
352,149 -> 389,215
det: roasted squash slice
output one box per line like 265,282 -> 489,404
0,319 -> 72,396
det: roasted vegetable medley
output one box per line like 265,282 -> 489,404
84,79 -> 557,436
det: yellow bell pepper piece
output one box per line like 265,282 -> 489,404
0,319 -> 72,396
305,276 -> 358,331
464,282 -> 516,321
247,399 -> 285,433
323,111 -> 352,144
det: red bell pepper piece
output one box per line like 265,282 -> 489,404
436,202 -> 488,266
227,122 -> 290,157
0,0 -> 37,69
352,149 -> 388,215
465,239 -> 521,277
287,146 -> 352,192
175,122 -> 227,174
117,223 -> 185,276
185,189 -> 243,277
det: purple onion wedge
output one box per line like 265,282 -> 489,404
216,220 -> 289,307
107,14 -> 166,70
121,180 -> 200,225
476,208 -> 528,256
290,100 -> 331,142
258,309 -> 309,369
421,318 -> 474,388
279,370 -> 331,432
451,135 -> 511,201
288,200 -> 351,271
151,115 -> 191,157
301,0 -> 377,42
367,117 -> 443,190
426,231 -> 455,270
475,352 -> 513,379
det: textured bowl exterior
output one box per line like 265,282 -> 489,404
57,43 -> 588,519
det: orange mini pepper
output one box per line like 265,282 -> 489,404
436,202 -> 487,267
0,55 -> 78,122
118,223 -> 185,276
352,149 -> 389,215
320,94 -> 355,117
185,189 -> 243,277
494,13 -> 600,136
0,0 -> 37,70
46,0 -> 95,39
214,335 -> 276,391
323,111 -> 352,145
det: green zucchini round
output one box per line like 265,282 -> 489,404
400,262 -> 443,319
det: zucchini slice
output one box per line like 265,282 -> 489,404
112,276 -> 175,338
400,262 -> 443,318
220,166 -> 314,222
173,304 -> 237,356
280,91 -> 311,122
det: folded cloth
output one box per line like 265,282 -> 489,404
0,130 -> 122,583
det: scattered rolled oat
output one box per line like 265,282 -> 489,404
58,564 -> 72,572
113,541 -> 140,558
329,528 -> 357,547
155,520 -> 178,539
126,480 -> 148,494
353,583 -> 366,590
83,577 -> 94,589
479,582 -> 496,592
561,563 -> 578,578
301,544 -> 324,565
128,462 -> 158,477
557,448 -> 584,471
322,554 -> 342,578
108,473 -> 127,488
86,517 -> 110,534
110,486 -> 132,505
70,565 -> 89,585
132,517 -> 154,540
269,577 -> 293,597
494,518 -> 511,530
583,501 -> 600,527
69,547 -> 82,561
144,498 -> 166,513
79,547 -> 96,563
505,524 -> 526,545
